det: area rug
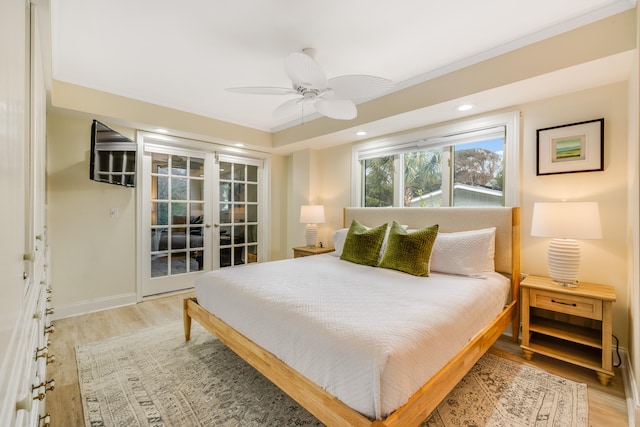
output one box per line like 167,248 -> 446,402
77,321 -> 588,427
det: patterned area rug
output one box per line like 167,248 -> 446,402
77,321 -> 588,427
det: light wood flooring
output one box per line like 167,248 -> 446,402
45,291 -> 629,426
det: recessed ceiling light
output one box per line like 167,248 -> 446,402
154,128 -> 169,133
356,131 -> 367,136
456,104 -> 475,112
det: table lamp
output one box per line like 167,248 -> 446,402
300,205 -> 325,248
531,201 -> 602,287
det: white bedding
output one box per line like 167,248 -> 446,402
194,254 -> 510,420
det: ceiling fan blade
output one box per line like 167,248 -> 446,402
273,97 -> 306,120
314,98 -> 357,120
285,52 -> 327,90
226,86 -> 295,95
326,75 -> 394,100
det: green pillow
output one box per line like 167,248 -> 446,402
340,220 -> 388,266
379,221 -> 439,276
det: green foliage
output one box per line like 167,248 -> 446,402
404,149 -> 442,206
454,147 -> 503,189
364,156 -> 394,207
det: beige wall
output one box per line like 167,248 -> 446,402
519,82 -> 629,348
309,82 -> 630,347
48,113 -> 138,309
47,111 -> 289,314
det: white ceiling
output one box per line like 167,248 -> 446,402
51,0 -> 635,135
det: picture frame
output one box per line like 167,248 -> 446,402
536,118 -> 604,175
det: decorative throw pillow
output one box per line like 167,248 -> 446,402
430,227 -> 496,277
340,220 -> 388,266
379,221 -> 439,276
333,224 -> 407,258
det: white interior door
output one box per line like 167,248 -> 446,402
141,145 -> 214,296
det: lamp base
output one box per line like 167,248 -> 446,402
547,238 -> 580,287
305,224 -> 318,248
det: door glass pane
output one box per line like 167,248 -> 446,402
234,247 -> 245,265
191,251 -> 203,272
220,248 -> 231,268
220,225 -> 231,246
171,203 -> 188,223
152,153 -> 169,173
190,179 -> 204,201
404,148 -> 442,207
234,204 -> 245,223
247,225 -> 257,243
190,202 -> 204,218
220,182 -> 231,202
219,162 -> 231,180
151,202 -> 168,225
233,164 -> 245,181
151,254 -> 167,278
234,225 -> 245,244
190,158 -> 204,177
247,165 -> 258,182
153,176 -> 168,200
233,183 -> 245,202
172,252 -> 188,274
247,245 -> 258,263
219,204 -> 231,223
172,156 -> 187,175
247,205 -> 257,222
171,177 -> 188,200
247,183 -> 257,203
190,228 -> 204,248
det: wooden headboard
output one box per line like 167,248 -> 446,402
344,207 -> 520,278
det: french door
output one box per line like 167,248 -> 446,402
139,134 -> 263,297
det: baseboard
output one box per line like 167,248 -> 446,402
619,347 -> 638,427
51,292 -> 137,320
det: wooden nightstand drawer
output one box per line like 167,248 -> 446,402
530,290 -> 602,320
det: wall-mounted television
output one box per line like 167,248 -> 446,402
90,120 -> 137,187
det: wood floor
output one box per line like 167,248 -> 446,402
45,291 -> 629,427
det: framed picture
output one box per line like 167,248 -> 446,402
536,118 -> 604,175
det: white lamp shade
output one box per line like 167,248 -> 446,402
300,205 -> 325,224
531,202 -> 602,239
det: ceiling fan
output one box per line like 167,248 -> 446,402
226,48 -> 395,121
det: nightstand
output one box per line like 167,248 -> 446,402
520,275 -> 616,385
293,246 -> 334,258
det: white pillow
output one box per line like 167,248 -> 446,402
331,228 -> 349,257
430,227 -> 496,277
331,224 -> 408,259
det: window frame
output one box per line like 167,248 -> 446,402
352,111 -> 520,207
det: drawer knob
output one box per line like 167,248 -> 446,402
39,414 -> 51,427
32,379 -> 55,400
15,394 -> 33,411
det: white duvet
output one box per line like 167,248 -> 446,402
194,254 -> 509,420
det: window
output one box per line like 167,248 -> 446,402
354,112 -> 519,207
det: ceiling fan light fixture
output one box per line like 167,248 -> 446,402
227,49 -> 394,121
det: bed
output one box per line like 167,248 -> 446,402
184,207 -> 521,426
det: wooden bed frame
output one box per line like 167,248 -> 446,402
184,207 -> 521,427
